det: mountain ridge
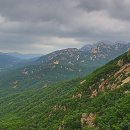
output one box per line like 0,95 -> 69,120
0,42 -> 130,92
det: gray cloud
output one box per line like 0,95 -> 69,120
77,0 -> 130,21
0,0 -> 130,54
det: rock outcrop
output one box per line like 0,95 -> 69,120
80,80 -> 86,85
53,105 -> 67,112
91,90 -> 97,98
53,60 -> 59,65
72,92 -> 82,99
117,59 -> 124,67
81,113 -> 95,128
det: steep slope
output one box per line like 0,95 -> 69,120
0,51 -> 130,130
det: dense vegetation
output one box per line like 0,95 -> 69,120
0,52 -> 130,130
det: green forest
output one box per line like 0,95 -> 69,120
0,52 -> 130,130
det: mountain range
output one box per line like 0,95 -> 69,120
0,53 -> 42,72
0,41 -> 130,92
0,49 -> 130,130
6,52 -> 42,59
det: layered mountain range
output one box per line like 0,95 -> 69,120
0,42 -> 130,92
0,53 -> 41,72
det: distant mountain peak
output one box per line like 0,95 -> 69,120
52,48 -> 79,54
80,41 -> 130,61
80,44 -> 95,52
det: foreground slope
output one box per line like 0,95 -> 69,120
0,50 -> 130,130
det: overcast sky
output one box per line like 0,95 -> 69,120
0,0 -> 130,54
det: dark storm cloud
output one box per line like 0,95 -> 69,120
77,0 -> 130,21
0,0 -> 130,53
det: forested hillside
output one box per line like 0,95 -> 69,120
0,51 -> 130,130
